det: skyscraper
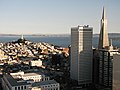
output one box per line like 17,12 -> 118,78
97,7 -> 119,90
98,48 -> 118,90
98,7 -> 109,49
70,25 -> 93,87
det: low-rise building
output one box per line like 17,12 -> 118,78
2,74 -> 31,90
0,49 -> 8,60
21,73 -> 49,82
2,71 -> 60,90
29,59 -> 42,67
31,80 -> 60,90
10,71 -> 49,82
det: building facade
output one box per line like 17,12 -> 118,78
70,25 -> 93,87
92,49 -> 100,88
113,54 -> 120,90
98,48 -> 118,90
32,80 -> 60,90
2,74 -> 31,90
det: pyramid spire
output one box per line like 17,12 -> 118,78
98,7 -> 109,49
102,7 -> 106,19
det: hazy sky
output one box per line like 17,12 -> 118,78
0,0 -> 120,34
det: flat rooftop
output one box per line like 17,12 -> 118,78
32,80 -> 58,87
22,72 -> 44,77
3,74 -> 30,86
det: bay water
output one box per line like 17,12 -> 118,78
0,35 -> 120,48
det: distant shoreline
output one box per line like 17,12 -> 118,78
0,33 -> 120,37
0,34 -> 70,37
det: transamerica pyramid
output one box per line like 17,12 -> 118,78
98,7 -> 109,49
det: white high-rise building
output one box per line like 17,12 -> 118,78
70,25 -> 93,86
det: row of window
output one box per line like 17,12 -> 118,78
42,84 -> 58,88
24,76 -> 41,79
45,77 -> 49,81
41,87 -> 58,90
15,85 -> 27,90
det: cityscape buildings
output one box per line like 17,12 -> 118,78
70,7 -> 120,90
70,25 -> 93,87
0,38 -> 70,90
0,6 -> 120,90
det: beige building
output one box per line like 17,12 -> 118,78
0,49 -> 8,60
98,7 -> 109,49
70,25 -> 93,86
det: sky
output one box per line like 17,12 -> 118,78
0,0 -> 120,34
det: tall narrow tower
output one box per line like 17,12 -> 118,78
70,25 -> 93,86
98,7 -> 109,49
21,34 -> 24,40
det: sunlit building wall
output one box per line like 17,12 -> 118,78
70,25 -> 93,86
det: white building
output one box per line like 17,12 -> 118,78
10,71 -> 49,82
70,25 -> 93,86
29,59 -> 42,67
21,73 -> 49,82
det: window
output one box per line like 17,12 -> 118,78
15,87 -> 17,90
24,86 -> 27,89
21,86 -> 23,90
18,87 -> 20,90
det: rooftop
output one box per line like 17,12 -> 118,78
71,25 -> 93,30
32,80 -> 58,87
3,74 -> 30,86
22,72 -> 44,77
